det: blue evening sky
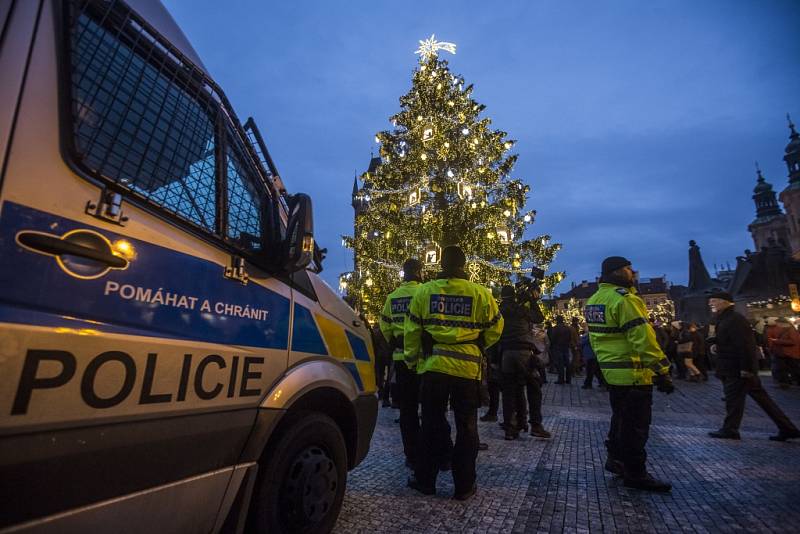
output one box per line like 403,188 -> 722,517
164,0 -> 800,295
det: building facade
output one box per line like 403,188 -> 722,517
554,277 -> 672,314
680,115 -> 800,322
749,116 -> 800,256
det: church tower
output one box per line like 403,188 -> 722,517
778,114 -> 800,258
350,156 -> 381,272
748,163 -> 788,250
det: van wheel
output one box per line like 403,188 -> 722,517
250,412 -> 347,534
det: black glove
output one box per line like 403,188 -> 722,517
653,373 -> 674,395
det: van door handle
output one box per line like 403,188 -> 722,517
17,231 -> 128,268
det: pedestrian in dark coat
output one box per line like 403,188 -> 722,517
690,323 -> 709,380
580,330 -> 604,389
768,317 -> 800,388
706,292 -> 800,441
668,321 -> 685,379
497,286 -> 552,439
550,316 -> 574,384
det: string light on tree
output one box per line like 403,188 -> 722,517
424,243 -> 442,265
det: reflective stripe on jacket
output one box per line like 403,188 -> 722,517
584,283 -> 670,385
379,281 -> 421,363
404,277 -> 503,380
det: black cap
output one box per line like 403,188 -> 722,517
441,245 -> 466,271
555,315 -> 565,324
402,258 -> 422,280
500,285 -> 515,298
707,290 -> 734,302
601,256 -> 631,275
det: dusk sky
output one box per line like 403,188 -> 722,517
164,0 -> 800,294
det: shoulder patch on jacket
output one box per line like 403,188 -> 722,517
584,304 -> 606,324
615,287 -> 628,296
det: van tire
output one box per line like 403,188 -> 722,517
250,411 -> 348,534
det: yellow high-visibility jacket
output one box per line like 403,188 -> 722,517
404,277 -> 503,380
585,283 -> 670,385
379,281 -> 421,364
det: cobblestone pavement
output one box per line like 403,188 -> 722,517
334,373 -> 800,533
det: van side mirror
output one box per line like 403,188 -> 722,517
282,193 -> 314,272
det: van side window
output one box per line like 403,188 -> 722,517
69,9 -> 219,232
226,141 -> 263,251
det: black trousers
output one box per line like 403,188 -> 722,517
722,376 -> 799,433
375,356 -> 392,404
485,380 -> 500,416
583,358 -> 604,387
775,357 -> 800,386
552,346 -> 572,383
501,373 -> 527,432
672,352 -> 687,379
395,361 -> 421,464
607,385 -> 653,478
695,353 -> 709,378
526,372 -> 543,425
416,371 -> 480,494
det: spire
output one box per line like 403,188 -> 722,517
351,173 -> 361,211
785,113 -> 800,184
687,240 -> 715,292
752,163 -> 782,219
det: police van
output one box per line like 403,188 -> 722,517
0,0 -> 377,532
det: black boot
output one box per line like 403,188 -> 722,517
407,477 -> 435,495
708,429 -> 741,440
623,473 -> 672,492
769,429 -> 800,441
530,424 -> 552,439
480,412 -> 497,422
604,458 -> 624,476
453,483 -> 477,501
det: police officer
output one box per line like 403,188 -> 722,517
380,258 -> 424,468
585,256 -> 674,492
404,246 -> 503,500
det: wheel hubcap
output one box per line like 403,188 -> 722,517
281,445 -> 338,528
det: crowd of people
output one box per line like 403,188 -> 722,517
369,249 -> 800,501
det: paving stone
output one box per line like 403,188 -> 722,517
334,374 -> 800,533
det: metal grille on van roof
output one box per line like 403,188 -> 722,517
64,0 -> 271,253
69,0 -> 220,230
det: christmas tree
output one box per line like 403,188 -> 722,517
341,36 -> 562,322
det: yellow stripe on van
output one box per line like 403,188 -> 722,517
355,361 -> 377,394
315,314 -> 354,360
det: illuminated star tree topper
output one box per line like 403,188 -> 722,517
415,34 -> 457,61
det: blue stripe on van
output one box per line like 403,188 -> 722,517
0,303 -> 201,341
291,303 -> 328,355
0,201 -> 290,349
345,330 -> 371,362
343,362 -> 364,391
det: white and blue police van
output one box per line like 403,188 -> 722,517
0,1 -> 378,532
